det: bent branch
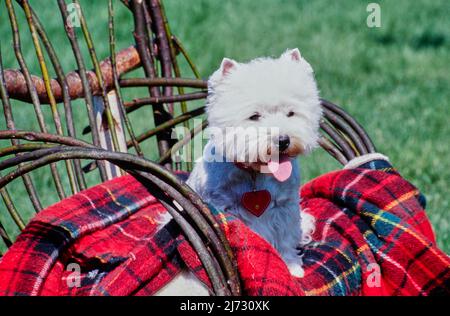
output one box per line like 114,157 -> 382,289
4,45 -> 140,103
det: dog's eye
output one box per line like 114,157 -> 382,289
287,111 -> 295,117
248,113 -> 261,121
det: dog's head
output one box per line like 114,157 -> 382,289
206,49 -> 322,180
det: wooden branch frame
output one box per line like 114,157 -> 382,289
4,46 -> 140,103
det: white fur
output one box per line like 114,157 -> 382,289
156,49 -> 322,295
206,49 -> 321,160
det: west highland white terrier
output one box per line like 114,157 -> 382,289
156,49 -> 322,295
187,48 -> 322,277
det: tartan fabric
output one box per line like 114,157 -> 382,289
0,159 -> 449,296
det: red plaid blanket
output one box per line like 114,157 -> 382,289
0,158 -> 449,296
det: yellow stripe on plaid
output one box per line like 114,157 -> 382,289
101,185 -> 154,216
218,213 -> 229,235
304,247 -> 357,295
370,212 -> 382,230
335,247 -> 354,265
304,263 -> 360,295
102,185 -> 134,216
369,190 -> 418,227
383,190 -> 419,211
362,211 -> 450,269
356,244 -> 370,255
143,215 -> 156,225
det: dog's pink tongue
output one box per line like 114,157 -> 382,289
267,155 -> 292,182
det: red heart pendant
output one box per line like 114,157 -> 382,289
241,190 -> 271,217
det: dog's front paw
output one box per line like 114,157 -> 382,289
287,262 -> 305,278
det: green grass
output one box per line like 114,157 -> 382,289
0,0 -> 449,253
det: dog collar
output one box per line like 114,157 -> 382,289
234,162 -> 254,172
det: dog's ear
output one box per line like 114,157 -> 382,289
281,48 -> 314,74
208,58 -> 238,97
282,48 -> 302,61
219,58 -> 238,76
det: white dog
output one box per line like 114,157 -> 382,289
156,49 -> 322,295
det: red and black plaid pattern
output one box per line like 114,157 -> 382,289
0,158 -> 448,296
298,160 -> 449,295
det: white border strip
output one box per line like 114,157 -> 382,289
344,153 -> 390,170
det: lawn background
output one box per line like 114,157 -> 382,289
0,0 -> 449,253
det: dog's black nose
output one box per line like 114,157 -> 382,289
277,135 -> 290,152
